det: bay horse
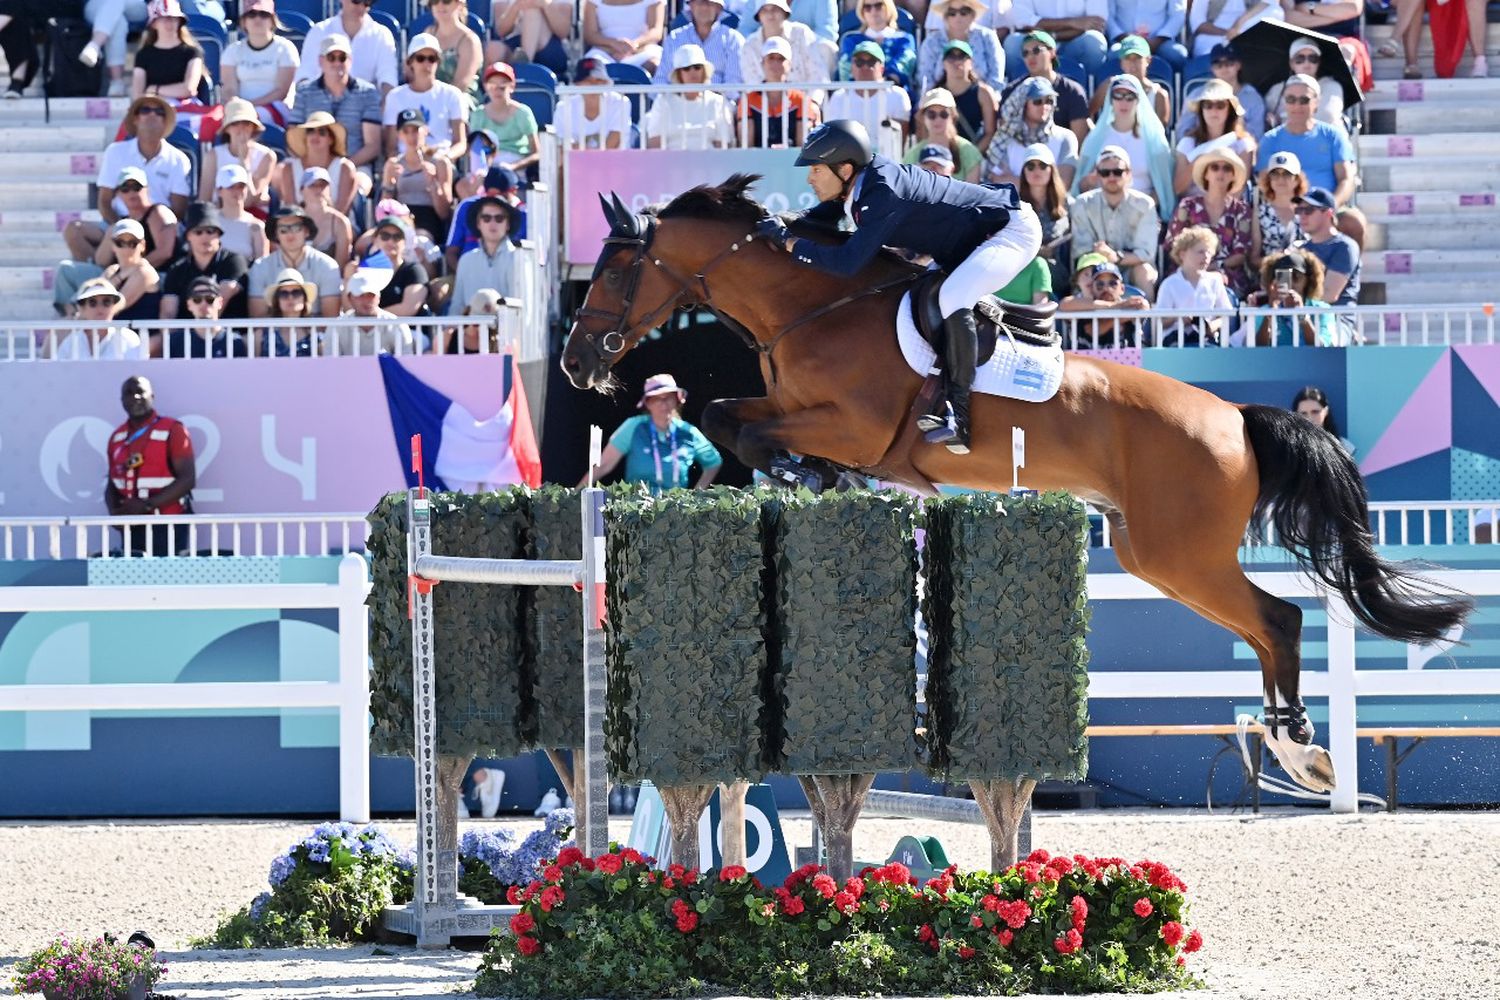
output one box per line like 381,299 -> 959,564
559,175 -> 1472,795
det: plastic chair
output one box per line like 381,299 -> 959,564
166,122 -> 202,196
261,121 -> 287,154
187,13 -> 229,45
514,85 -> 555,128
278,9 -> 316,47
605,61 -> 650,123
371,0 -> 413,23
1057,56 -> 1088,90
512,62 -> 559,90
198,35 -> 222,93
275,0 -> 329,22
1182,53 -> 1214,86
368,8 -> 404,50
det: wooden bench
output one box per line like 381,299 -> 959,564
1085,724 -> 1500,811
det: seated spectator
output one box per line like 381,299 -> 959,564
1087,35 -> 1169,122
331,269 -> 415,354
257,268 -> 321,356
354,198 -> 445,272
1162,146 -> 1252,296
160,276 -> 249,357
295,0 -> 399,94
987,76 -> 1078,188
288,34 -> 385,178
435,286 -> 506,353
1279,0 -> 1361,39
1381,0 -> 1424,80
1056,259 -> 1148,346
448,165 -> 526,265
201,98 -> 278,212
1180,43 -> 1264,141
46,279 -> 147,359
75,0 -> 152,98
742,0 -> 832,85
221,0 -> 300,126
822,42 -> 910,142
423,0 -> 484,96
487,0 -> 572,78
919,0 -> 1003,92
1014,142 -> 1071,289
383,33 -> 469,163
645,44 -> 736,149
657,0 -> 745,83
448,195 -> 519,315
131,0 -> 205,103
249,206 -> 342,317
1242,247 -> 1339,346
1106,0 -> 1187,71
932,40 -> 997,153
737,37 -> 818,146
1003,0 -> 1108,78
101,219 -> 162,325
279,112 -> 359,217
582,0 -> 666,72
382,109 -> 457,238
995,251 -> 1052,303
159,201 -> 250,321
837,0 -> 917,87
555,58 -> 633,149
299,167 -> 355,267
785,0 -> 839,43
60,166 -> 178,309
1255,75 -> 1357,207
999,29 -> 1088,142
367,214 -> 432,316
1075,74 -> 1173,220
905,88 -> 981,180
1173,78 -> 1256,197
1154,225 -> 1232,345
94,96 -> 191,227
0,1 -> 39,99
1264,39 -> 1347,135
916,142 -> 955,175
1186,0 -> 1274,59
1069,144 -> 1160,295
1249,149 -> 1305,269
1292,186 -> 1360,338
467,62 -> 540,177
214,164 -> 269,261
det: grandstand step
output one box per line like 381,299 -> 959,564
1364,101 -> 1500,134
0,240 -> 69,267
0,266 -> 58,294
0,209 -> 103,234
1370,279 -> 1500,305
0,151 -> 127,180
1365,218 -> 1500,251
1356,131 -> 1500,157
2,297 -> 60,321
1362,249 -> 1500,277
1371,54 -> 1500,79
1360,156 -> 1500,192
1364,77 -> 1500,106
0,125 -> 114,152
1359,190 -> 1500,221
0,97 -> 132,123
0,183 -> 93,212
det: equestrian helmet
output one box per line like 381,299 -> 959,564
795,119 -> 874,170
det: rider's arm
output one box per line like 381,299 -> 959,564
798,199 -> 845,226
788,206 -> 901,278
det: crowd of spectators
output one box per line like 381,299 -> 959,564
28,0 -> 1445,354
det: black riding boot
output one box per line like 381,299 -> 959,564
923,307 -> 977,454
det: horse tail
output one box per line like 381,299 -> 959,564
1239,404 -> 1473,644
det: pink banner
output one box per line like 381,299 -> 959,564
565,148 -> 813,265
0,356 -> 509,516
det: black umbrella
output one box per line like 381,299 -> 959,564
1231,18 -> 1362,110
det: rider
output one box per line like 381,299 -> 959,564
757,119 -> 1042,453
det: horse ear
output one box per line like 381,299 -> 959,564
599,193 -> 618,232
610,193 -> 636,236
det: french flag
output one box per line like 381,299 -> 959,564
379,353 -> 542,491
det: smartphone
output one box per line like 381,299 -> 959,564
1274,268 -> 1293,294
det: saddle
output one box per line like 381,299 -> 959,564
908,271 -> 1060,360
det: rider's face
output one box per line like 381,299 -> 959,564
807,163 -> 849,203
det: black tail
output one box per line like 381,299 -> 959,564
1240,404 -> 1473,644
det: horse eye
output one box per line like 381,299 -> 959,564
604,269 -> 621,286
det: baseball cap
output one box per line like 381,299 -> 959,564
321,33 -> 352,56
1266,150 -> 1303,175
1091,261 -> 1123,280
187,275 -> 221,297
762,36 -> 792,60
1289,38 -> 1321,58
396,108 -> 426,129
1024,29 -> 1057,50
482,61 -> 515,83
216,163 -> 251,188
405,32 -> 440,59
484,165 -> 520,193
852,40 -> 885,62
300,166 -> 332,188
942,39 -> 973,59
346,269 -> 392,297
115,166 -> 148,188
110,218 -> 145,240
1285,72 -> 1321,95
1097,143 -> 1131,168
1115,35 -> 1150,59
1074,251 -> 1108,274
1020,141 -> 1055,167
375,214 -> 415,242
1294,187 -> 1337,211
1021,76 -> 1057,101
1209,42 -> 1241,63
573,57 -> 610,83
918,143 -> 953,165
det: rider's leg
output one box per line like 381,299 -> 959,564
926,204 -> 1043,452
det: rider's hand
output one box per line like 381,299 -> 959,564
755,217 -> 791,249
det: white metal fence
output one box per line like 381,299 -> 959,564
1054,303 -> 1500,349
0,512 -> 369,561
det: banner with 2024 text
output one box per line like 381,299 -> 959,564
564,148 -> 813,266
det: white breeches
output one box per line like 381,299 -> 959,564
937,201 -> 1043,318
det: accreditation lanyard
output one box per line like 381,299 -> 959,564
649,422 -> 680,491
111,417 -> 160,469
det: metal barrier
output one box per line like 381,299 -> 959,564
509,240 -> 552,364
0,512 -> 369,561
1054,303 -> 1500,349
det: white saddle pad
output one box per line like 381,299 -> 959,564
895,292 -> 1065,403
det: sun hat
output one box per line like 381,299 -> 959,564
239,0 -> 286,30
110,218 -> 145,241
346,269 -> 391,297
147,0 -> 184,21
637,373 -> 686,408
852,40 -> 885,62
406,32 -> 441,59
1188,77 -> 1244,116
1115,35 -> 1150,59
264,267 -> 317,308
671,42 -> 715,78
115,165 -> 148,188
287,111 -> 348,158
918,143 -> 953,165
762,36 -> 792,60
1266,150 -> 1303,175
1021,141 -> 1055,167
268,205 -> 317,243
320,33 -> 352,57
918,87 -> 958,111
183,201 -> 225,233
942,38 -> 973,59
124,94 -> 176,135
221,97 -> 264,134
1191,146 -> 1247,194
215,163 -> 251,188
74,276 -> 125,304
483,61 -> 516,83
934,0 -> 989,15
466,193 -> 518,234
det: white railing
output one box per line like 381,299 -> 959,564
1093,500 -> 1500,549
1085,568 -> 1500,813
0,313 -> 525,361
0,552 -> 372,821
529,178 -> 560,327
0,512 -> 370,561
1054,303 -> 1500,349
510,240 -> 551,364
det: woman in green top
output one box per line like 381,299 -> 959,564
427,0 -> 484,96
468,62 -> 540,177
578,374 -> 723,494
904,89 -> 981,182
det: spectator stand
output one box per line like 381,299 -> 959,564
668,8 -> 740,31
368,8 -> 407,53
187,13 -> 230,46
603,62 -> 653,126
408,7 -> 489,40
836,7 -> 916,37
278,9 -> 319,48
274,0 -> 332,22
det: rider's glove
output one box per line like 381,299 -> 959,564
755,217 -> 791,249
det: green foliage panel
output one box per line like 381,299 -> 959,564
769,491 -> 918,774
365,490 -> 530,759
605,488 -> 767,786
528,487 -> 587,749
923,492 -> 1090,782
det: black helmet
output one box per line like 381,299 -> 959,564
795,119 -> 874,170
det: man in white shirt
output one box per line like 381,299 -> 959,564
382,33 -> 468,163
295,0 -> 398,94
96,95 -> 192,223
332,269 -> 414,354
821,41 -> 910,145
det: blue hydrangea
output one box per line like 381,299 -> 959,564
268,853 -> 296,887
249,892 -> 271,921
544,807 -> 576,837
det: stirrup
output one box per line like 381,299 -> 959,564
922,402 -> 969,454
768,454 -> 826,493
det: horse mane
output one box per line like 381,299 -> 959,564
655,174 -> 767,224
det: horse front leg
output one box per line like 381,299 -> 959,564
700,397 -> 782,471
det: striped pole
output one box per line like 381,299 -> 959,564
578,487 -> 609,856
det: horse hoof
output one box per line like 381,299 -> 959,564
1280,742 -> 1337,794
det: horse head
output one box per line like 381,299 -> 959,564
561,192 -> 687,391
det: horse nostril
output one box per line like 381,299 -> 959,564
562,354 -> 579,373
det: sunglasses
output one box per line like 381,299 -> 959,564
1110,91 -> 1138,102
307,126 -> 332,137
349,0 -> 372,5
1097,167 -> 1127,178
1293,204 -> 1326,214
432,0 -> 458,5
1027,97 -> 1055,105
136,105 -> 168,117
1021,45 -> 1048,57
1206,162 -> 1233,173
478,212 -> 509,223
277,224 -> 307,233
277,287 -> 307,297
860,2 -> 884,9
944,6 -> 974,15
1291,53 -> 1320,63
323,51 -> 348,61
1023,160 -> 1050,170
112,238 -> 140,248
377,229 -> 405,240
1198,100 -> 1229,110
1269,168 -> 1294,179
189,293 -> 219,304
852,57 -> 879,67
1285,94 -> 1313,105
79,297 -> 117,308
1092,276 -> 1122,287
923,109 -> 951,119
410,53 -> 439,64
242,9 -> 273,18
189,227 -> 222,236
117,182 -> 144,193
